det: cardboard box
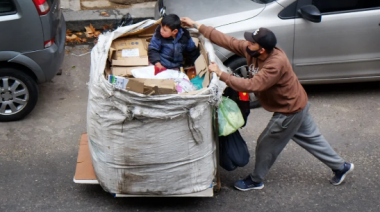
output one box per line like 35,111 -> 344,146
112,55 -> 149,66
108,75 -> 144,93
112,38 -> 148,56
133,78 -> 177,95
109,37 -> 149,66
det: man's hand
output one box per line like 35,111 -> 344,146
180,17 -> 201,30
155,62 -> 165,70
208,62 -> 223,77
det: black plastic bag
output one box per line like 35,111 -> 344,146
219,130 -> 250,171
103,13 -> 134,33
117,13 -> 133,27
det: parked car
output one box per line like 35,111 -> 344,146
155,0 -> 380,84
0,0 -> 66,121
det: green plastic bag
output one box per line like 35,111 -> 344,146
214,97 -> 245,136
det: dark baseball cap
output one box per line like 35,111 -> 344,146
244,28 -> 277,50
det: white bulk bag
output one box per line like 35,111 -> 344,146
87,19 -> 227,195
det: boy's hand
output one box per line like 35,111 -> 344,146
180,17 -> 201,30
208,62 -> 222,77
155,62 -> 165,70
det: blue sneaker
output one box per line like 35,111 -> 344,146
234,175 -> 264,191
331,162 -> 354,186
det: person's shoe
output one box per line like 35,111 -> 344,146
331,162 -> 354,186
234,175 -> 264,191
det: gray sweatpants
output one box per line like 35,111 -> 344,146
250,102 -> 345,183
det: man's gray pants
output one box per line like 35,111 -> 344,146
251,102 -> 345,183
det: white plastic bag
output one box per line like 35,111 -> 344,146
131,66 -> 195,93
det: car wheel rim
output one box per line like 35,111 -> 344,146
0,77 -> 29,116
233,65 -> 248,78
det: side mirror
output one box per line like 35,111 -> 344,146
298,5 -> 322,23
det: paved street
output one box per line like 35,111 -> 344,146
1,48 -> 380,211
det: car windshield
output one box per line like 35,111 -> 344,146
252,0 -> 276,4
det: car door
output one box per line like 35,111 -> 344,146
293,0 -> 380,83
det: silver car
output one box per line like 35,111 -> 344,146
0,0 -> 66,121
155,0 -> 380,84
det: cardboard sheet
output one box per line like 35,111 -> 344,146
74,134 -> 97,181
133,78 -> 177,95
195,54 -> 207,76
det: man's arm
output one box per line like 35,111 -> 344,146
181,17 -> 248,58
199,25 -> 248,58
209,62 -> 282,92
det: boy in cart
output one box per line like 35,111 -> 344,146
148,14 -> 199,72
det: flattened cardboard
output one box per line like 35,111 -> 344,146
74,134 -> 97,181
119,19 -> 161,38
199,41 -> 209,67
195,54 -> 207,76
138,33 -> 154,38
126,78 -> 144,94
202,72 -> 211,88
133,78 -> 177,95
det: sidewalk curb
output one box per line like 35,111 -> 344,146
63,7 -> 155,31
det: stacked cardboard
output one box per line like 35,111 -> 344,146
105,21 -> 210,96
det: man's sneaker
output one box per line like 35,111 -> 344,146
234,175 -> 264,191
331,162 -> 354,186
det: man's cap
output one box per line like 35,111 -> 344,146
244,28 -> 277,50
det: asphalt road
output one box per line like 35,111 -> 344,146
1,49 -> 380,212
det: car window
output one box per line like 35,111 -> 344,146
312,0 -> 380,13
0,0 -> 16,15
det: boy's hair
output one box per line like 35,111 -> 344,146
161,14 -> 181,31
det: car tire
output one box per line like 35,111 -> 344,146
225,57 -> 261,109
0,67 -> 39,122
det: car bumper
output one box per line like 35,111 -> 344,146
23,15 -> 66,83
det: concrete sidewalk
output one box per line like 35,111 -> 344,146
61,0 -> 156,31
